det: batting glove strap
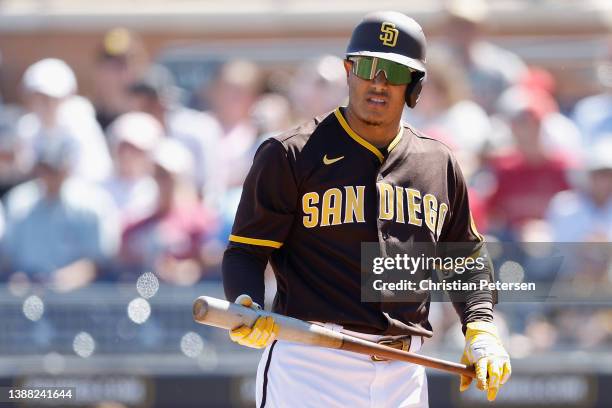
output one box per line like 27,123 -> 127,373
460,321 -> 512,401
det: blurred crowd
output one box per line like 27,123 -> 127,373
0,4 -> 611,353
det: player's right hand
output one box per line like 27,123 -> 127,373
229,294 -> 279,349
460,321 -> 511,401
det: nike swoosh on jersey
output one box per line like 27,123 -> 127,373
323,154 -> 345,165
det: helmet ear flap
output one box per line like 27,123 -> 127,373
405,72 -> 425,108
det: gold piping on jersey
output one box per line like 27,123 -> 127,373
387,127 -> 404,152
469,212 -> 484,242
334,108 -> 384,162
229,234 -> 283,248
334,108 -> 404,160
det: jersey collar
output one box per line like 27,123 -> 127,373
334,107 -> 403,163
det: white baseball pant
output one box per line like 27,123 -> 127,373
255,323 -> 428,408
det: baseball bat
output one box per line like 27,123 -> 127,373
193,295 -> 476,378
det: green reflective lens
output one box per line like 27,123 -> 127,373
349,56 -> 413,85
351,56 -> 376,80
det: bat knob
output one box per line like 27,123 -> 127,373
192,297 -> 209,322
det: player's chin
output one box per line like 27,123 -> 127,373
361,104 -> 387,119
361,108 -> 388,124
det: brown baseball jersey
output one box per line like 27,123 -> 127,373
223,107 -> 494,337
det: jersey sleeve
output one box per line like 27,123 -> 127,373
440,154 -> 483,243
229,138 -> 298,249
439,153 -> 496,333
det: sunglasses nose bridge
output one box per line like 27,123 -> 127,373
372,69 -> 389,85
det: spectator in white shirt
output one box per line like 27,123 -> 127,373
17,58 -> 113,182
204,60 -> 262,192
102,112 -> 161,224
1,135 -> 119,289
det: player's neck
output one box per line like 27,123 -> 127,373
344,107 -> 401,148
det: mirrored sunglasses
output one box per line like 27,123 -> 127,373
348,56 -> 414,85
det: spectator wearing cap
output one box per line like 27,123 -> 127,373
497,75 -> 583,162
485,89 -> 571,239
0,135 -> 119,289
119,140 -> 218,284
547,139 -> 612,242
93,28 -> 148,130
102,112 -> 161,224
442,0 -> 526,113
17,58 -> 112,182
127,64 -> 223,206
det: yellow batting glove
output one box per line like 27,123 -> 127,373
460,321 -> 511,401
229,294 -> 279,349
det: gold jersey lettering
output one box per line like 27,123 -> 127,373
344,186 -> 366,223
395,185 -> 405,223
302,192 -> 320,228
406,188 -> 423,226
321,188 -> 343,226
377,182 -> 394,220
436,202 -> 449,238
423,193 -> 438,234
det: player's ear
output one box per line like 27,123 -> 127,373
343,59 -> 352,79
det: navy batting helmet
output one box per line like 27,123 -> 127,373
346,11 -> 427,108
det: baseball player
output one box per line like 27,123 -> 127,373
222,11 -> 511,407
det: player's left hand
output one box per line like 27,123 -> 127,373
460,321 -> 511,401
229,294 -> 279,349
